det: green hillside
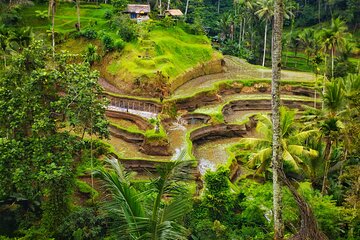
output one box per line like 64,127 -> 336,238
17,3 -> 221,95
103,26 -> 220,86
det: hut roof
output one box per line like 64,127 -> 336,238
124,4 -> 151,14
165,9 -> 183,16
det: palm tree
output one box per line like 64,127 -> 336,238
83,44 -> 100,66
76,0 -> 81,31
255,0 -> 274,67
239,108 -> 318,176
49,0 -> 56,57
184,0 -> 189,17
271,1 -> 283,236
7,26 -> 33,50
299,28 -> 316,64
96,154 -> 193,239
322,18 -> 349,79
235,0 -> 255,46
320,80 -> 345,194
255,0 -> 295,67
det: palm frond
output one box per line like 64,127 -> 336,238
247,147 -> 272,168
290,129 -> 319,143
282,149 -> 300,170
239,137 -> 271,150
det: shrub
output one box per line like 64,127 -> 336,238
80,28 -> 97,39
159,16 -> 174,28
55,207 -> 107,240
110,14 -> 138,42
102,35 -> 114,52
83,44 -> 100,65
103,10 -> 113,19
111,0 -> 128,10
114,38 -> 125,51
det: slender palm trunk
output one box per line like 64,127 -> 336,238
48,0 -> 51,17
321,138 -> 332,194
238,19 -> 242,47
51,0 -> 55,57
159,0 -> 162,15
185,0 -> 189,17
217,0 -> 220,13
322,51 -> 327,109
314,72 -> 317,108
242,17 -> 246,42
76,0 -> 81,31
272,0 -> 284,239
318,0 -> 321,23
262,20 -> 268,67
331,47 -> 334,79
167,0 -> 170,10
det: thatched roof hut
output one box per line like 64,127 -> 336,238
164,9 -> 184,17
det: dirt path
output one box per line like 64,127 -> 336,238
99,78 -> 126,94
173,55 -> 315,97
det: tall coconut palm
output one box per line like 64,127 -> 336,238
320,79 -> 345,194
256,0 -> 295,67
76,0 -> 81,31
299,28 -> 316,64
48,0 -> 56,57
235,0 -> 255,46
322,18 -> 349,79
218,13 -> 232,41
271,1 -> 284,236
184,0 -> 189,16
96,154 -> 193,239
255,0 -> 274,67
239,109 -> 320,239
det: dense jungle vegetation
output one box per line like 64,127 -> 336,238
0,0 -> 359,239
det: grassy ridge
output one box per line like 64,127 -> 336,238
106,26 -> 218,84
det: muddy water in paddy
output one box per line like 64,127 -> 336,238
194,137 -> 243,174
106,136 -> 169,161
166,121 -> 202,159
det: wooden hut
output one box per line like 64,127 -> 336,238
123,4 -> 151,22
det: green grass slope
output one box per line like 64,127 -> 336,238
19,3 -> 221,96
20,3 -> 112,34
104,26 -> 220,86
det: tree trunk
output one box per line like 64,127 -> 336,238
51,0 -> 55,57
314,72 -> 317,108
238,19 -> 242,47
159,0 -> 162,15
272,0 -> 284,239
217,0 -> 220,13
321,138 -> 332,194
48,0 -> 51,18
76,0 -> 81,31
185,0 -> 189,16
167,0 -> 170,10
280,170 -> 328,240
331,47 -> 334,79
318,0 -> 321,23
242,17 -> 246,42
262,20 -> 268,67
322,51 -> 327,109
